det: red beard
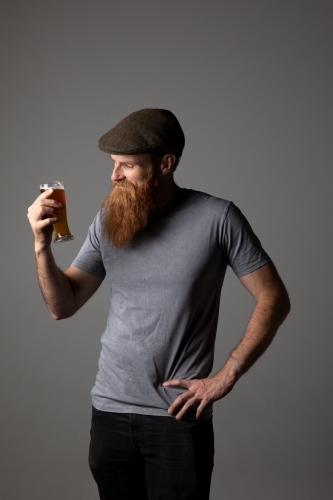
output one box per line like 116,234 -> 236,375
101,168 -> 163,248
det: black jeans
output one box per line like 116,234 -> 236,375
89,407 -> 214,500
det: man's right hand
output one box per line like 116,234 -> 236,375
27,190 -> 104,319
27,189 -> 62,248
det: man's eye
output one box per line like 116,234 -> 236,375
124,164 -> 134,169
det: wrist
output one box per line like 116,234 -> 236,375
34,240 -> 51,256
213,357 -> 242,387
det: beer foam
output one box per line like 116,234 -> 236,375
40,181 -> 64,190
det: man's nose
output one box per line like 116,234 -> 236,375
111,164 -> 125,181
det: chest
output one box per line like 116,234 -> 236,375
100,212 -> 226,305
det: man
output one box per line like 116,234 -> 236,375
27,108 -> 290,500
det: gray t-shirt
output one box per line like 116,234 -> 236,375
72,189 -> 271,419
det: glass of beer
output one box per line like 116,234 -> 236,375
40,181 -> 74,243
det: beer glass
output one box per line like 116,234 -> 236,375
40,181 -> 74,243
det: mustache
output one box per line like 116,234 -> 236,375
111,180 -> 137,202
112,179 -> 133,188
111,179 -> 138,196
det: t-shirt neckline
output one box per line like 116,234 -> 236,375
150,188 -> 191,219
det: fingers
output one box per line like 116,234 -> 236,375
27,189 -> 62,243
27,203 -> 60,227
163,379 -> 206,420
195,401 -> 207,420
28,189 -> 62,212
163,378 -> 225,420
39,188 -> 55,199
28,190 -> 62,220
162,378 -> 191,389
168,391 -> 200,420
168,391 -> 209,420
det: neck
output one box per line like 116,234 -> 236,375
154,177 -> 181,210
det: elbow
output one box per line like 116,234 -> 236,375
282,287 -> 291,314
51,313 -> 66,321
278,289 -> 291,322
260,288 -> 291,324
286,295 -> 291,316
50,307 -> 74,321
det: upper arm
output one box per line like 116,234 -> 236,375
239,262 -> 290,306
64,266 -> 104,314
222,203 -> 271,277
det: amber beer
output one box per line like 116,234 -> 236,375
40,181 -> 74,243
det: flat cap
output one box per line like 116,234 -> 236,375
98,108 -> 185,156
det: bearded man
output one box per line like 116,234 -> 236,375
27,108 -> 290,500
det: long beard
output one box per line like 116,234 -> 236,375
101,169 -> 163,248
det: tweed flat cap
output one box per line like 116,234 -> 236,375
98,108 -> 185,156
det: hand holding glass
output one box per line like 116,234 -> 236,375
40,181 -> 74,243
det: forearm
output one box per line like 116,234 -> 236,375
34,243 -> 75,319
212,291 -> 291,387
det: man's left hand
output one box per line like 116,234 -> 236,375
162,377 -> 233,420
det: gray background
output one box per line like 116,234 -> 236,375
1,0 -> 332,498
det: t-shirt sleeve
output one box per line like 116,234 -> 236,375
222,202 -> 271,277
71,212 -> 106,278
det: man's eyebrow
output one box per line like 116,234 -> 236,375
110,157 -> 142,166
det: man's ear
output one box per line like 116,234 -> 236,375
160,155 -> 176,176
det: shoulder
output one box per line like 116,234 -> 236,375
88,210 -> 103,235
188,191 -> 256,226
182,189 -> 232,218
79,210 -> 104,250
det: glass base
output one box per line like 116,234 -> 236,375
54,234 -> 74,243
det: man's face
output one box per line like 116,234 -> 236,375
101,154 -> 163,248
110,154 -> 156,187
